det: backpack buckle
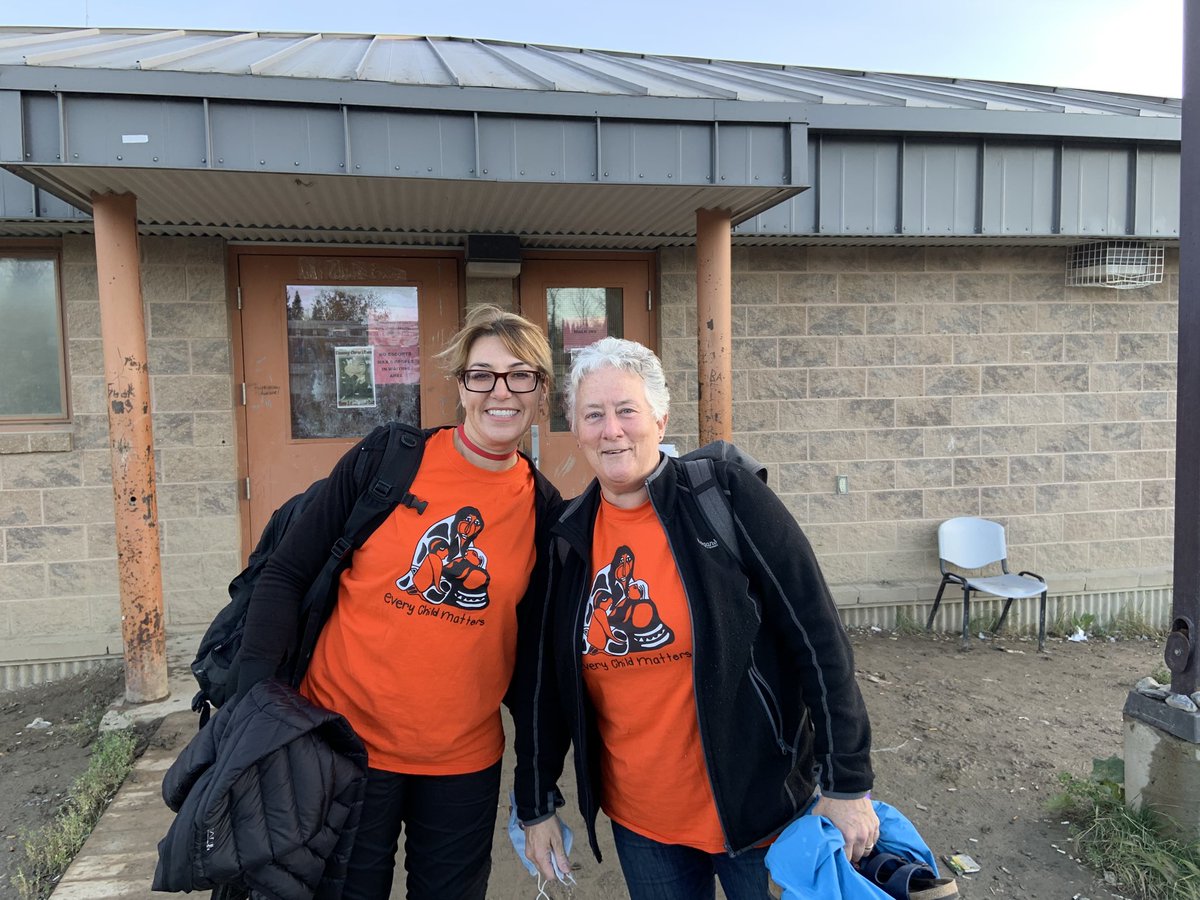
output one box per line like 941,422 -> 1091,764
330,537 -> 353,560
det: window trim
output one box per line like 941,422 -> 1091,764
0,244 -> 70,426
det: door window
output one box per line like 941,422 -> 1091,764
285,284 -> 421,438
546,287 -> 624,430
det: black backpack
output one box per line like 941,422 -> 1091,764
190,422 -> 430,724
677,440 -> 768,568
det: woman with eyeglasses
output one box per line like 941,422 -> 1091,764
236,305 -> 563,900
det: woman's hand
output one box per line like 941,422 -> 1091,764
523,816 -> 572,883
811,795 -> 880,863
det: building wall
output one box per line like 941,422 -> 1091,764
660,244 -> 1178,628
0,235 -> 239,684
0,237 -> 1181,679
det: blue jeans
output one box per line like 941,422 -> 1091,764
611,820 -> 772,900
342,761 -> 501,900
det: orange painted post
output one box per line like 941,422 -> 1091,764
696,208 -> 733,444
92,192 -> 169,703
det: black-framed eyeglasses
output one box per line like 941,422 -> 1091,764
460,369 -> 543,393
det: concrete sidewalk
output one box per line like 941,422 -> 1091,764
44,634 -> 616,900
49,634 -> 200,900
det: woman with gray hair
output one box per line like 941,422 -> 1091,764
515,337 -> 878,900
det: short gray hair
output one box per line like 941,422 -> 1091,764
564,337 -> 670,430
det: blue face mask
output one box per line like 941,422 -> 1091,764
507,791 -> 576,890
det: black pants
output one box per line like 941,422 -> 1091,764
342,761 -> 502,900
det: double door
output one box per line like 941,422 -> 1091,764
235,250 -> 655,552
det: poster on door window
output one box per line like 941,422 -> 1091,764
368,304 -> 420,385
335,346 -> 377,408
561,316 -> 608,354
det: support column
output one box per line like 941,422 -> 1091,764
1122,0 -> 1200,843
1168,0 -> 1200,700
696,208 -> 733,445
92,192 -> 168,703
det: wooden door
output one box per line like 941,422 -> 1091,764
519,255 -> 657,497
236,252 -> 459,550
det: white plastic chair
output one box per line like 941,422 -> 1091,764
926,516 -> 1048,651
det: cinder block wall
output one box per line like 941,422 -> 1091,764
660,244 -> 1178,622
0,235 -> 238,682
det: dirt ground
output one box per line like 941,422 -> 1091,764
0,630 -> 1167,900
0,664 -> 126,897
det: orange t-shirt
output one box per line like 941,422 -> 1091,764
581,498 -> 726,852
301,428 -> 537,775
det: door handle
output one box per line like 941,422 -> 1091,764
530,424 -> 540,469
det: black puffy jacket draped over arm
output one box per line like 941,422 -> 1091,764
153,681 -> 368,900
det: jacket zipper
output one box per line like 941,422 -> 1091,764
568,550 -> 596,835
648,485 -> 735,855
748,651 -> 789,754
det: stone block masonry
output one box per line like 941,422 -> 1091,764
661,243 -> 1177,624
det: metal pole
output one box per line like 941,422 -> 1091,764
696,208 -> 733,445
1167,2 -> 1200,698
92,192 -> 169,703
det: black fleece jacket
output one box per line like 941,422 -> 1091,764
515,453 -> 873,860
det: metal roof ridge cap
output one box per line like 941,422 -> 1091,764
936,79 -> 1074,113
23,29 -> 188,66
248,33 -> 323,75
1047,84 -> 1183,113
353,35 -> 380,81
961,78 -> 1179,113
580,48 -> 739,99
825,71 -> 990,109
779,65 -> 973,107
0,28 -> 101,50
137,31 -> 260,70
867,72 -> 1059,111
423,36 -> 460,86
989,81 -> 1167,116
691,59 -> 826,102
520,43 -> 649,95
471,39 -> 557,90
725,62 -> 908,106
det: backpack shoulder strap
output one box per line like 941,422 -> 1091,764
334,421 -> 427,559
680,456 -> 742,569
291,422 -> 429,684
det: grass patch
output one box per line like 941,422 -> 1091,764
12,729 -> 138,900
892,607 -> 926,636
1106,605 -> 1165,641
1049,757 -> 1200,900
1046,604 -> 1166,643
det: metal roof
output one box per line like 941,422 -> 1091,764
0,27 -> 1182,245
0,27 -> 1180,118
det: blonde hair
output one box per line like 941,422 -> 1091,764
436,305 -> 553,390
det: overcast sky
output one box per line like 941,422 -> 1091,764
3,0 -> 1184,97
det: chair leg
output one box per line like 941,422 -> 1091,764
995,597 -> 1015,634
927,579 -> 949,632
961,586 -> 971,647
1038,590 -> 1047,652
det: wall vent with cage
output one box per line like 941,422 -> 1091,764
1065,241 -> 1164,289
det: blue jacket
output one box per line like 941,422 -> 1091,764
766,801 -> 940,900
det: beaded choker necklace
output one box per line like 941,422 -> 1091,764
456,424 -> 517,462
